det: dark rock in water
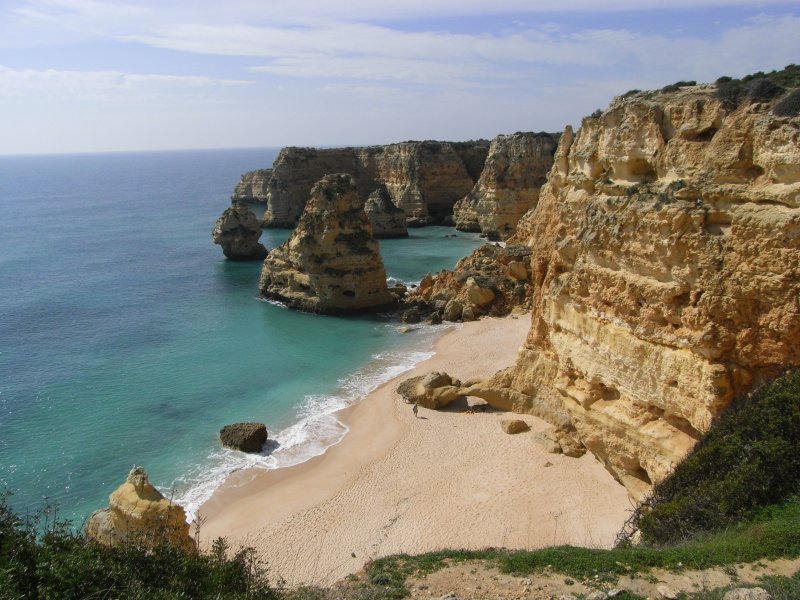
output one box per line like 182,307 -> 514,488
429,312 -> 443,325
220,422 -> 268,453
401,307 -> 421,324
212,203 -> 268,260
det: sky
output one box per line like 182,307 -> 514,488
0,0 -> 798,155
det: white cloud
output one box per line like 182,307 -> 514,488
0,65 -> 252,101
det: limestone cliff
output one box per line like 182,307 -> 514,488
408,80 -> 800,498
86,466 -> 193,551
364,185 -> 408,238
212,203 -> 268,260
231,169 -> 272,203
259,174 -> 393,313
377,141 -> 478,224
485,82 -> 800,497
245,141 -> 487,228
453,132 -> 559,240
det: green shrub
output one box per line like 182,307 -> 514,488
774,89 -> 800,117
628,369 -> 800,546
747,78 -> 785,101
661,80 -> 696,93
0,495 -> 279,599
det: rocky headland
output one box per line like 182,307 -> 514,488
232,141 -> 489,228
412,79 -> 800,497
453,131 -> 560,240
211,202 -> 268,260
259,174 -> 393,313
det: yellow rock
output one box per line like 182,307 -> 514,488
86,466 -> 194,552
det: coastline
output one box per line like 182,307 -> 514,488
198,313 -> 631,586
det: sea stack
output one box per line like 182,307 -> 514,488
212,203 -> 268,260
259,174 -> 393,314
85,466 -> 194,552
364,185 -> 408,238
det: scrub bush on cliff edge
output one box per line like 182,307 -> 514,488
0,496 -> 279,600
620,369 -> 800,546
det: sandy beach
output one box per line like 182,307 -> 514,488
198,314 -> 631,586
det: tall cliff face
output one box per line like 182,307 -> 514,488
261,147 -> 378,227
377,141 -> 478,223
231,169 -> 272,203
259,174 -> 393,314
454,132 -> 559,240
485,84 -> 800,497
248,141 -> 487,228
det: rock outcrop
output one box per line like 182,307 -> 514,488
212,203 -> 268,260
231,169 -> 272,203
402,242 -> 534,322
364,185 -> 408,238
481,82 -> 800,497
241,141 -> 488,228
220,422 -> 268,453
454,132 -> 559,240
85,466 -> 193,551
259,174 -> 393,314
401,78 -> 800,498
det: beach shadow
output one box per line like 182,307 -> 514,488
440,396 -> 495,414
261,439 -> 281,456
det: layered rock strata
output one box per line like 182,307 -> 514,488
243,141 -> 488,227
454,132 -> 559,240
406,81 -> 800,498
259,174 -> 393,314
364,185 -> 408,238
86,466 -> 194,551
231,169 -> 272,203
212,203 -> 268,260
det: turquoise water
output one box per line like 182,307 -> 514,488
0,149 -> 480,525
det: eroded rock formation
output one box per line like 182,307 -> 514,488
403,81 -> 800,498
231,169 -> 272,203
212,203 -> 268,260
454,132 -> 559,239
364,185 -> 408,238
402,242 -> 534,322
86,466 -> 193,551
259,174 -> 393,314
241,141 -> 488,228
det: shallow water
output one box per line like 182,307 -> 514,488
0,149 -> 480,524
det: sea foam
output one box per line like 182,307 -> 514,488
175,325 -> 443,521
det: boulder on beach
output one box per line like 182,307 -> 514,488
220,422 -> 268,453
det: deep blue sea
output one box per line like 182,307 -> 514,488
0,149 -> 480,525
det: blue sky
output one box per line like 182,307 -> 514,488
0,0 -> 798,154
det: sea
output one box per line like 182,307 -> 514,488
0,148 -> 481,526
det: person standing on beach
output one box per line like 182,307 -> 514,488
412,403 -> 419,418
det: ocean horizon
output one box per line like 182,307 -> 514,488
0,148 -> 481,525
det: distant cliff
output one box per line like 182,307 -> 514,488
231,169 -> 272,203
453,132 -> 559,240
232,141 -> 489,227
415,75 -> 800,497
